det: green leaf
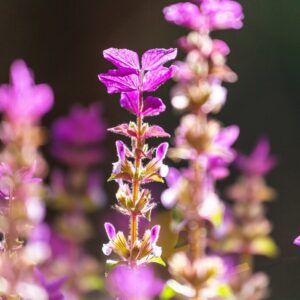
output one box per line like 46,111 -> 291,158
160,284 -> 176,300
148,256 -> 166,267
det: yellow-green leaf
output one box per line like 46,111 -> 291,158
160,284 -> 176,300
148,257 -> 166,267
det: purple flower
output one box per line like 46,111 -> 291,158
116,140 -> 127,162
294,236 -> 300,247
104,222 -> 116,240
202,0 -> 244,30
150,225 -> 160,244
34,269 -> 66,300
48,230 -> 74,258
164,2 -> 206,31
120,92 -> 166,117
163,0 -> 244,31
235,137 -> 277,176
0,60 -> 53,123
156,142 -> 169,162
153,142 -> 169,178
102,222 -> 118,256
149,225 -> 162,257
99,48 -> 177,115
208,125 -> 239,179
107,265 -> 163,300
51,102 -> 105,167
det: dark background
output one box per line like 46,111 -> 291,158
0,0 -> 299,299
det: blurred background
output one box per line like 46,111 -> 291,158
0,0 -> 299,299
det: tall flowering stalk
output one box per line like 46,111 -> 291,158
43,102 -> 106,299
161,0 -> 244,298
99,48 -> 177,267
0,60 -> 65,299
214,138 -> 278,299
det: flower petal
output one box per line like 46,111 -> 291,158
104,222 -> 116,240
201,0 -> 244,30
98,71 -> 139,93
165,167 -> 181,187
294,236 -> 300,247
102,243 -> 112,256
142,96 -> 166,117
160,164 -> 169,177
156,143 -> 169,161
161,187 -> 177,209
142,48 -> 177,71
215,125 -> 239,147
108,123 -> 137,138
10,60 -> 33,89
144,125 -> 170,139
103,48 -> 140,71
116,141 -> 126,162
150,225 -> 160,244
120,92 -> 139,115
143,66 -> 177,92
163,3 -> 202,30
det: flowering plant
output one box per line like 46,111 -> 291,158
159,0 -> 271,299
99,48 -> 177,266
44,102 -> 107,299
0,60 -> 65,299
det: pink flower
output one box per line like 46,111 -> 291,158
294,236 -> 300,247
34,269 -> 66,300
0,60 -> 53,123
107,265 -> 163,300
120,92 -> 166,116
235,137 -> 277,176
164,0 -> 244,32
99,48 -> 177,116
51,102 -> 105,167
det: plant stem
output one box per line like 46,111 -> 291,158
130,91 -> 143,257
189,161 -> 206,261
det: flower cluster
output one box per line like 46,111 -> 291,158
106,265 -> 163,300
51,102 -> 106,169
99,48 -> 177,267
164,0 -> 243,32
164,0 -> 243,113
213,138 -> 278,300
0,3 -> 284,299
42,102 -> 107,299
0,60 -> 53,125
160,0 -> 244,298
224,138 -> 278,257
0,61 -> 65,299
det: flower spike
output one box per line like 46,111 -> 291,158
99,48 -> 176,267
